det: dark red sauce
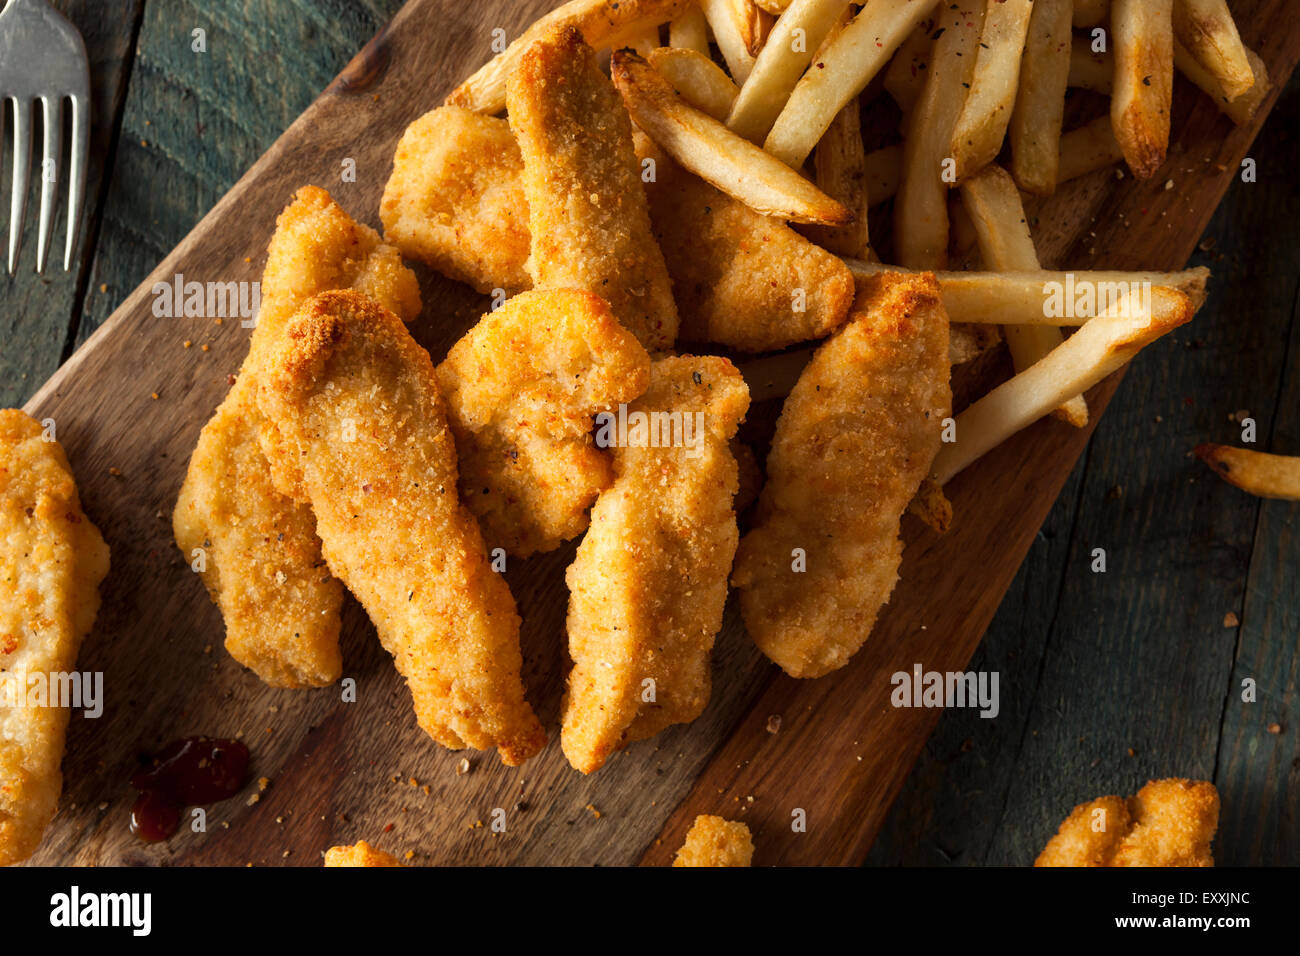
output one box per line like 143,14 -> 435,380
129,736 -> 250,842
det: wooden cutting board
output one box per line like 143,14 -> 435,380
20,0 -> 1298,866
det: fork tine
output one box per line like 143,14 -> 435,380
35,94 -> 61,274
8,97 -> 32,275
64,92 -> 87,271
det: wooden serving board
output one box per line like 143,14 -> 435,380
20,0 -> 1299,866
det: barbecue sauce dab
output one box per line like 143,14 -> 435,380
129,736 -> 251,842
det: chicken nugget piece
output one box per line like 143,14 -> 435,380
380,107 -> 531,296
508,26 -> 679,352
436,289 -> 651,557
324,840 -> 404,867
640,140 -> 856,353
174,186 -> 420,689
1036,778 -> 1219,867
0,411 -> 110,866
672,815 -> 754,867
256,290 -> 545,766
562,356 -> 749,774
732,271 -> 951,678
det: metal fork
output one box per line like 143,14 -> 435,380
0,0 -> 89,274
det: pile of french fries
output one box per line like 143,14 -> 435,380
442,0 -> 1284,501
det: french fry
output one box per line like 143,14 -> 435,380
1173,0 -> 1254,100
1072,0 -> 1110,28
895,0 -> 985,269
1068,34 -> 1114,92
1009,0 -> 1072,196
648,46 -> 740,120
865,143 -> 903,206
612,50 -> 853,224
1195,445 -> 1300,501
446,0 -> 690,114
702,0 -> 758,82
802,97 -> 871,257
764,0 -> 941,169
959,164 -> 1088,426
669,5 -> 711,53
882,17 -> 938,113
621,24 -> 664,56
1057,116 -> 1125,183
933,286 -> 1195,483
949,0 -> 1035,183
753,0 -> 792,12
1111,0 -> 1174,179
1176,41 -> 1270,126
726,0 -> 852,143
844,261 -> 1211,324
742,0 -> 776,56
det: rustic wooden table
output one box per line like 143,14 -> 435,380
2,0 -> 1295,866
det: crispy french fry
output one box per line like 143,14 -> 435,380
1111,0 -> 1174,179
1068,34 -> 1114,92
802,98 -> 871,257
1057,116 -> 1124,183
446,0 -> 690,114
959,164 -> 1088,426
1195,445 -> 1300,501
612,50 -> 853,224
844,260 -> 1211,323
726,0 -> 852,143
1072,0 -> 1110,28
1173,0 -> 1253,100
1009,0 -> 1072,196
742,0 -> 776,56
882,17 -> 938,112
949,0 -> 1035,183
764,0 -> 941,168
669,5 -> 711,53
894,0 -> 984,269
702,0 -> 758,82
648,46 -> 740,120
1176,41 -> 1270,126
934,286 -> 1195,483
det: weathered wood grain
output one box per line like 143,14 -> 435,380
9,0 -> 1299,867
0,0 -> 142,408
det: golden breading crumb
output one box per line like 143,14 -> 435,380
672,815 -> 754,867
324,840 -> 404,867
380,106 -> 532,295
255,290 -> 545,766
562,356 -> 750,774
436,289 -> 651,556
0,410 -> 110,866
732,271 -> 951,677
173,185 -> 420,689
1036,778 -> 1220,867
508,26 -> 678,352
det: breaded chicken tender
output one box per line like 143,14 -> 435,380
0,410 -> 110,866
639,139 -> 856,353
672,815 -> 754,867
173,186 -> 420,689
1036,778 -> 1219,867
508,26 -> 679,352
256,290 -> 545,766
562,356 -> 749,774
324,840 -> 404,867
380,107 -> 531,295
436,289 -> 651,557
732,272 -> 951,678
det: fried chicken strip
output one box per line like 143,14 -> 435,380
732,271 -> 951,678
562,356 -> 749,774
672,815 -> 754,867
1036,778 -> 1219,867
324,840 -> 404,867
256,291 -> 545,766
436,289 -> 651,557
173,186 -> 420,688
0,411 -> 110,865
507,26 -> 679,352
